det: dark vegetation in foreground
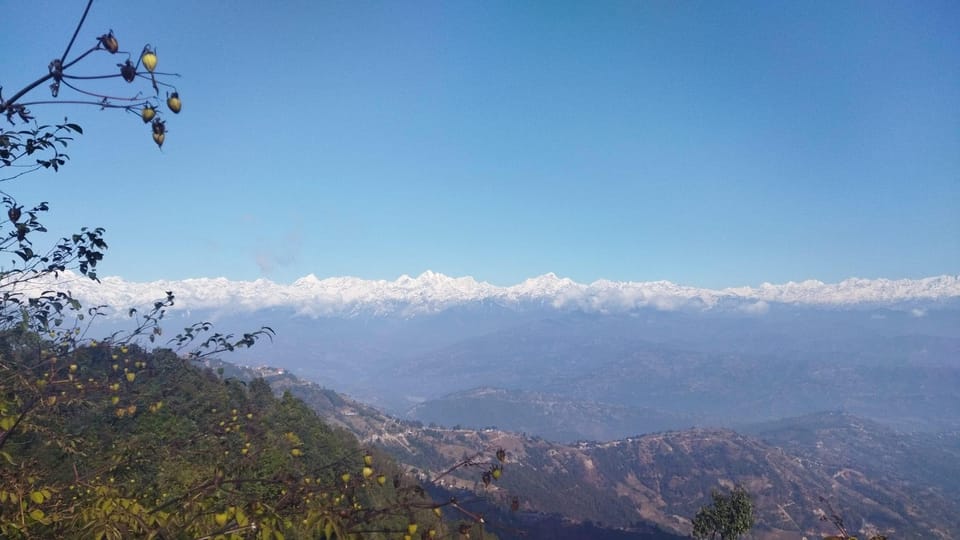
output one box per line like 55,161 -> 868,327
0,334 -> 468,538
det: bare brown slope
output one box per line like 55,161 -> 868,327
230,362 -> 960,539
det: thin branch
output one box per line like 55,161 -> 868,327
61,45 -> 100,71
16,100 -> 133,110
62,73 -> 128,81
60,0 -> 95,65
0,76 -> 55,114
0,396 -> 39,450
1,166 -> 44,183
60,79 -> 146,102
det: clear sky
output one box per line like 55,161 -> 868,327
2,0 -> 958,288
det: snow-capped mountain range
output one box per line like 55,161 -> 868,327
18,271 -> 960,317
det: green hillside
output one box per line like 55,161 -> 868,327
0,330 -> 456,539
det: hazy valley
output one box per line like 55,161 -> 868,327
104,271 -> 960,539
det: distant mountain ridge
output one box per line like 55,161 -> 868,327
407,386 -> 702,442
23,270 -> 960,317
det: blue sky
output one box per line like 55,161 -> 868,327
2,0 -> 957,288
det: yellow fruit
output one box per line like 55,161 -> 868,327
126,372 -> 136,382
363,452 -> 373,466
492,467 -> 502,480
290,448 -> 302,457
433,507 -> 442,517
376,474 -> 386,486
408,523 -> 418,535
215,512 -> 228,526
362,466 -> 374,478
166,92 -> 181,113
69,364 -> 78,373
341,473 -> 351,483
152,132 -> 165,147
141,48 -> 158,72
111,396 -> 120,405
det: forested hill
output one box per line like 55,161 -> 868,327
0,335 -> 451,539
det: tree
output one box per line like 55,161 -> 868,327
691,486 -> 755,540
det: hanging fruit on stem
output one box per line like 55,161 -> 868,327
120,59 -> 136,82
98,31 -> 119,54
166,91 -> 181,113
151,118 -> 166,148
141,105 -> 156,123
141,46 -> 157,72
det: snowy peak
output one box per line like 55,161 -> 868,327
20,271 -> 960,318
510,273 -> 583,299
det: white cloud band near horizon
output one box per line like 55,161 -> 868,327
7,271 -> 959,318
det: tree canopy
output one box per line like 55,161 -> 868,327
691,486 -> 754,540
